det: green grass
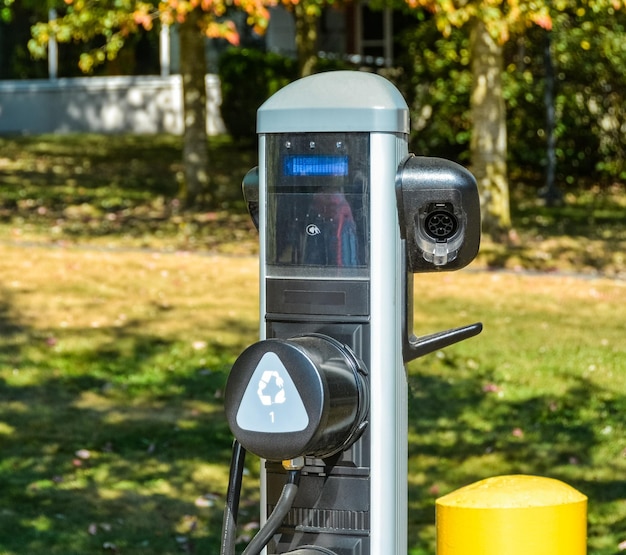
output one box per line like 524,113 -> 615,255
405,272 -> 626,554
0,247 -> 261,554
0,134 -> 258,254
1,133 -> 625,275
481,183 -> 626,277
0,134 -> 624,554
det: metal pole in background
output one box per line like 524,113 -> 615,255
48,9 -> 58,80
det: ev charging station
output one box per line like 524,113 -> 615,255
222,71 -> 482,555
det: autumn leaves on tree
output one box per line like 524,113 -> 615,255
16,0 -> 626,237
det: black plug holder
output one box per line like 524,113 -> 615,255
225,334 -> 369,462
396,154 -> 480,272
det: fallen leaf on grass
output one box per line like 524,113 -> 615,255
482,383 -> 502,393
195,492 -> 221,508
75,449 -> 91,460
88,522 -> 112,535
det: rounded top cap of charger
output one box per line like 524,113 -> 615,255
257,71 -> 410,134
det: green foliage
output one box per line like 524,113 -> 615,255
216,47 -> 353,143
395,17 -> 472,161
552,9 -> 626,181
397,10 -> 626,185
0,1 -> 160,78
0,0 -> 50,78
501,28 -> 547,174
218,48 -> 297,143
503,9 -> 626,184
27,1 -> 143,73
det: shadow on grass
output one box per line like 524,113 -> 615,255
2,274 -> 624,553
0,288 -> 259,554
0,134 -> 261,255
406,353 -> 626,554
478,183 -> 626,276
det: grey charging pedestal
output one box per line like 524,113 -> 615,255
224,71 -> 482,555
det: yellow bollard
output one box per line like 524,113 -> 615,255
436,475 -> 587,555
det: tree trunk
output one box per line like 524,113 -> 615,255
179,9 -> 210,207
469,18 -> 511,240
293,2 -> 319,77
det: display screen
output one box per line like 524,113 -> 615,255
266,133 -> 370,278
283,155 -> 349,177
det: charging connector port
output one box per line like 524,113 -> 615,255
424,203 -> 459,241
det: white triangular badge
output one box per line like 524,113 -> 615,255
236,351 -> 309,433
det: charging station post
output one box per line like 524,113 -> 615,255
223,71 -> 482,555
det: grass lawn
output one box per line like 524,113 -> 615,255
0,134 -> 624,554
0,134 -> 258,255
406,271 -> 626,554
0,247 -> 260,554
0,133 -> 624,276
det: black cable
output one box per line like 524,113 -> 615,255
220,440 -> 247,555
241,470 -> 301,555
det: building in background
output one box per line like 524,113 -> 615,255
0,2 -> 401,135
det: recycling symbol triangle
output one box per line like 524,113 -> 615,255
236,351 -> 309,433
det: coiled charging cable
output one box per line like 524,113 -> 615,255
220,441 -> 302,555
242,467 -> 301,555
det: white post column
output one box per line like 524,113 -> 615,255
48,9 -> 58,79
160,23 -> 171,76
